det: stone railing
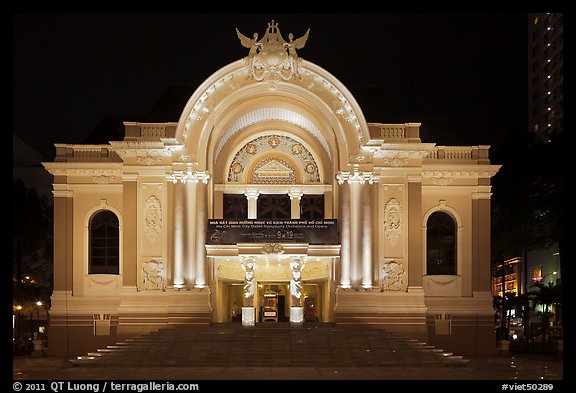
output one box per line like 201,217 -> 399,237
426,146 -> 490,163
54,144 -> 120,162
123,122 -> 178,140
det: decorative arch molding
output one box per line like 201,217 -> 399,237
215,107 -> 331,161
421,200 -> 464,277
226,133 -> 321,184
175,59 -> 369,170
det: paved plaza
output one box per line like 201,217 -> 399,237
13,324 -> 564,382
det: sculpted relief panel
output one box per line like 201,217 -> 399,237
384,198 -> 402,245
141,260 -> 165,291
144,195 -> 162,243
381,186 -> 404,259
380,260 -> 406,291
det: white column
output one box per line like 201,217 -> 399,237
195,181 -> 207,288
288,188 -> 304,219
172,182 -> 186,288
349,180 -> 361,288
241,257 -> 256,327
185,181 -> 197,287
338,166 -> 376,289
290,257 -> 305,326
245,189 -> 259,219
361,184 -> 373,289
337,179 -> 351,288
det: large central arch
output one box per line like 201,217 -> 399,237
175,59 -> 371,173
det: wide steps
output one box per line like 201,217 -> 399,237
70,323 -> 469,368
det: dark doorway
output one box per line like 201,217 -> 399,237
277,295 -> 287,322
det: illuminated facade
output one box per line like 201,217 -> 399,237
44,21 -> 500,357
492,257 -> 521,297
528,13 -> 563,142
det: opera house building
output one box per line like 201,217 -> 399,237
43,21 -> 500,357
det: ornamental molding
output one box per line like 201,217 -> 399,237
380,260 -> 406,291
92,175 -> 117,184
215,108 -> 331,161
374,149 -> 430,162
381,157 -> 409,167
141,260 -> 165,291
336,165 -> 376,185
384,198 -> 402,245
167,170 -> 210,184
137,154 -> 163,166
261,243 -> 285,255
87,275 -> 118,287
143,195 -> 162,243
228,134 -> 320,183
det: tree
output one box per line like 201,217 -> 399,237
529,281 -> 562,349
12,179 -> 53,305
493,292 -> 516,340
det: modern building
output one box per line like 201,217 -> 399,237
528,13 -> 563,142
43,21 -> 500,357
492,257 -> 521,298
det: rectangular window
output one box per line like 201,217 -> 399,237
532,265 -> 542,283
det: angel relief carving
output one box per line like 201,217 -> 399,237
384,198 -> 402,245
381,261 -> 406,291
144,195 -> 162,243
141,260 -> 164,291
237,20 -> 310,88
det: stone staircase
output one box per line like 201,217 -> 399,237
71,323 -> 468,368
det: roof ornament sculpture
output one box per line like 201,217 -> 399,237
236,20 -> 310,89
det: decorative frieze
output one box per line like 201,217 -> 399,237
167,170 -> 210,184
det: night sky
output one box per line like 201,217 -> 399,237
13,12 -> 528,167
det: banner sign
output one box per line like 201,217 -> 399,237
207,219 -> 338,245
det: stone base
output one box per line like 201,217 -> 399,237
242,307 -> 255,326
290,307 -> 303,326
334,287 -> 428,343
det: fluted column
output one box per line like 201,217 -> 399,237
288,188 -> 304,219
241,257 -> 256,326
337,179 -> 351,288
349,180 -> 362,287
167,169 -> 210,289
338,165 -> 376,289
185,181 -> 197,287
245,189 -> 259,219
194,180 -> 207,288
172,182 -> 186,288
361,184 -> 373,288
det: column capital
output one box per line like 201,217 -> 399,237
167,170 -> 210,184
288,187 -> 304,200
244,188 -> 260,199
337,165 -> 376,185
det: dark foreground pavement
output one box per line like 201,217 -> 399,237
12,323 -> 564,383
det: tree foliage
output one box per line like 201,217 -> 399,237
13,179 -> 53,305
491,130 -> 564,263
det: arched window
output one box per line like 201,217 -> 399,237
426,211 -> 456,275
89,210 -> 119,274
